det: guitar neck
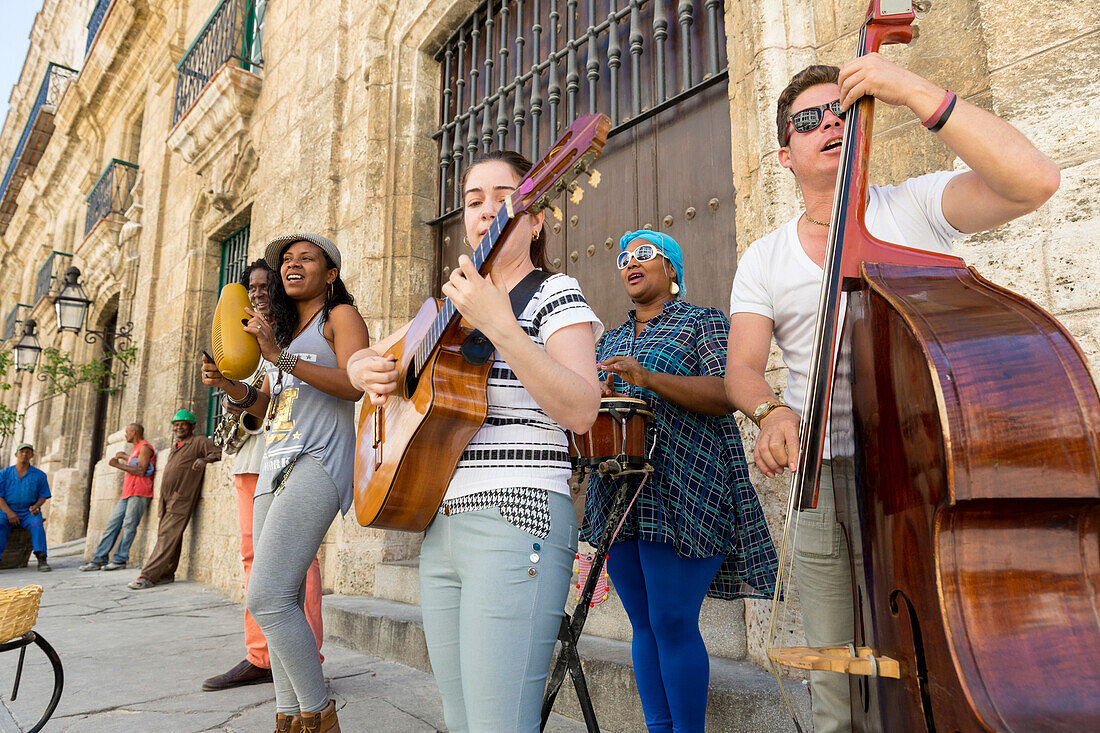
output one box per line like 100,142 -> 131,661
411,206 -> 516,376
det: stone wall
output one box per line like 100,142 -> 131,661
0,0 -> 1094,675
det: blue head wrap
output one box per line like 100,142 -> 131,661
619,229 -> 685,296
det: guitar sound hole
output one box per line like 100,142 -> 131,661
404,367 -> 420,399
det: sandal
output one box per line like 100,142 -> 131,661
128,577 -> 156,590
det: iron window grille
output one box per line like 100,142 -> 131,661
206,225 -> 251,436
0,62 -> 79,235
171,0 -> 264,128
432,0 -> 727,221
84,159 -> 138,237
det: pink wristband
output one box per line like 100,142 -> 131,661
922,90 -> 956,129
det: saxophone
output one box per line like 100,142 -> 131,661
213,369 -> 266,454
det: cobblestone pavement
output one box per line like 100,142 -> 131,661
0,553 -> 587,732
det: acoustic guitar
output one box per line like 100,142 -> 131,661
354,113 -> 611,531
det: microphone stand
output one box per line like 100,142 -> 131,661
540,459 -> 653,733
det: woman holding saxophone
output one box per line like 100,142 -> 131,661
201,234 -> 369,732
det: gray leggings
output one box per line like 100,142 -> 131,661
247,455 -> 340,715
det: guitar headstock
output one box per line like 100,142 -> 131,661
506,113 -> 611,221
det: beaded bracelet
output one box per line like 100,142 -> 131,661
923,90 -> 957,132
227,382 -> 258,409
276,349 -> 299,374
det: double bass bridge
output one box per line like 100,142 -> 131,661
768,644 -> 900,679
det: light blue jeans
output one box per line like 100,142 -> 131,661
420,491 -> 577,733
93,496 -> 150,564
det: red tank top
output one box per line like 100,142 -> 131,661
121,440 -> 156,498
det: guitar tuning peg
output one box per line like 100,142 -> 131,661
550,205 -> 563,221
587,169 -> 602,189
570,184 -> 584,205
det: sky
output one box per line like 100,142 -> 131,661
0,2 -> 44,134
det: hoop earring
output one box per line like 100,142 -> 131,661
531,230 -> 540,242
463,236 -> 474,249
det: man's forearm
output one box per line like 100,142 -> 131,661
724,364 -> 781,417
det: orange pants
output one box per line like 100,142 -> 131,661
236,473 -> 324,667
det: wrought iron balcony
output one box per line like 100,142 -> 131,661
0,62 -> 79,236
171,0 -> 263,128
86,0 -> 115,54
33,252 -> 74,306
3,304 -> 30,343
84,159 -> 138,237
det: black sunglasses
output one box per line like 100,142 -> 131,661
785,100 -> 845,145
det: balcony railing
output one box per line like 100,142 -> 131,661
171,0 -> 263,128
84,159 -> 138,236
33,251 -> 74,306
86,0 -> 115,55
0,62 -> 79,235
3,304 -> 30,343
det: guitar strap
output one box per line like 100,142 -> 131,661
460,268 -> 553,365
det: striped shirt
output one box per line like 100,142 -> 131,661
581,299 -> 778,600
443,273 -> 603,506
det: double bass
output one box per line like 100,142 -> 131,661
767,1 -> 1100,730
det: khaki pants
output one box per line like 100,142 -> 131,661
793,467 -> 854,733
141,485 -> 201,583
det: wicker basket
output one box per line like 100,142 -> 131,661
0,585 -> 43,643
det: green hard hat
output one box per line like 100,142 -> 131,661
172,409 -> 197,423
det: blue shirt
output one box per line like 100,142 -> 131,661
0,465 -> 51,511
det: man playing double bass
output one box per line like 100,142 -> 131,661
724,55 -> 1059,731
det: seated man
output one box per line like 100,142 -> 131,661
0,443 -> 52,572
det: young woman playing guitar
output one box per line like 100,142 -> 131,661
348,151 -> 602,733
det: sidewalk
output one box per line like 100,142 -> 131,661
0,554 -> 587,732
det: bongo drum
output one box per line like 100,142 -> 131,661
569,396 -> 654,470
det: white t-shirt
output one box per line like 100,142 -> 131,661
443,273 -> 604,501
729,171 -> 964,456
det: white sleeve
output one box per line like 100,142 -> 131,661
729,241 -> 774,320
882,171 -> 966,251
532,274 -> 605,344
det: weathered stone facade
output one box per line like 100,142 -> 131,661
0,0 -> 1095,678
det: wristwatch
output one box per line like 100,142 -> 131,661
751,400 -> 786,426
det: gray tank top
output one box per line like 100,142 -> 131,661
256,312 -> 356,514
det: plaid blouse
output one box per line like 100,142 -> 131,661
580,299 -> 778,600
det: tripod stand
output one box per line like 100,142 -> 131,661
540,459 -> 651,732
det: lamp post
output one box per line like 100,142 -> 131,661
54,266 -> 92,333
46,265 -> 135,377
13,319 -> 42,372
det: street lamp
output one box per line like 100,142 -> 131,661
54,266 -> 92,333
14,318 -> 42,372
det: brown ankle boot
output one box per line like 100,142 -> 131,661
298,700 -> 339,733
274,713 -> 301,733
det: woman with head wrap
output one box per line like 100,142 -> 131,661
582,230 -> 778,733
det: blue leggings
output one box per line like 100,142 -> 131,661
607,539 -> 724,733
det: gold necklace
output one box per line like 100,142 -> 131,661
804,212 -> 829,227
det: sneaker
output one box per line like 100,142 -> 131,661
128,577 -> 156,590
103,562 -> 126,571
35,552 -> 51,572
79,561 -> 105,571
202,659 -> 273,691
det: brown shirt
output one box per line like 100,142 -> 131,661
159,435 -> 221,515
